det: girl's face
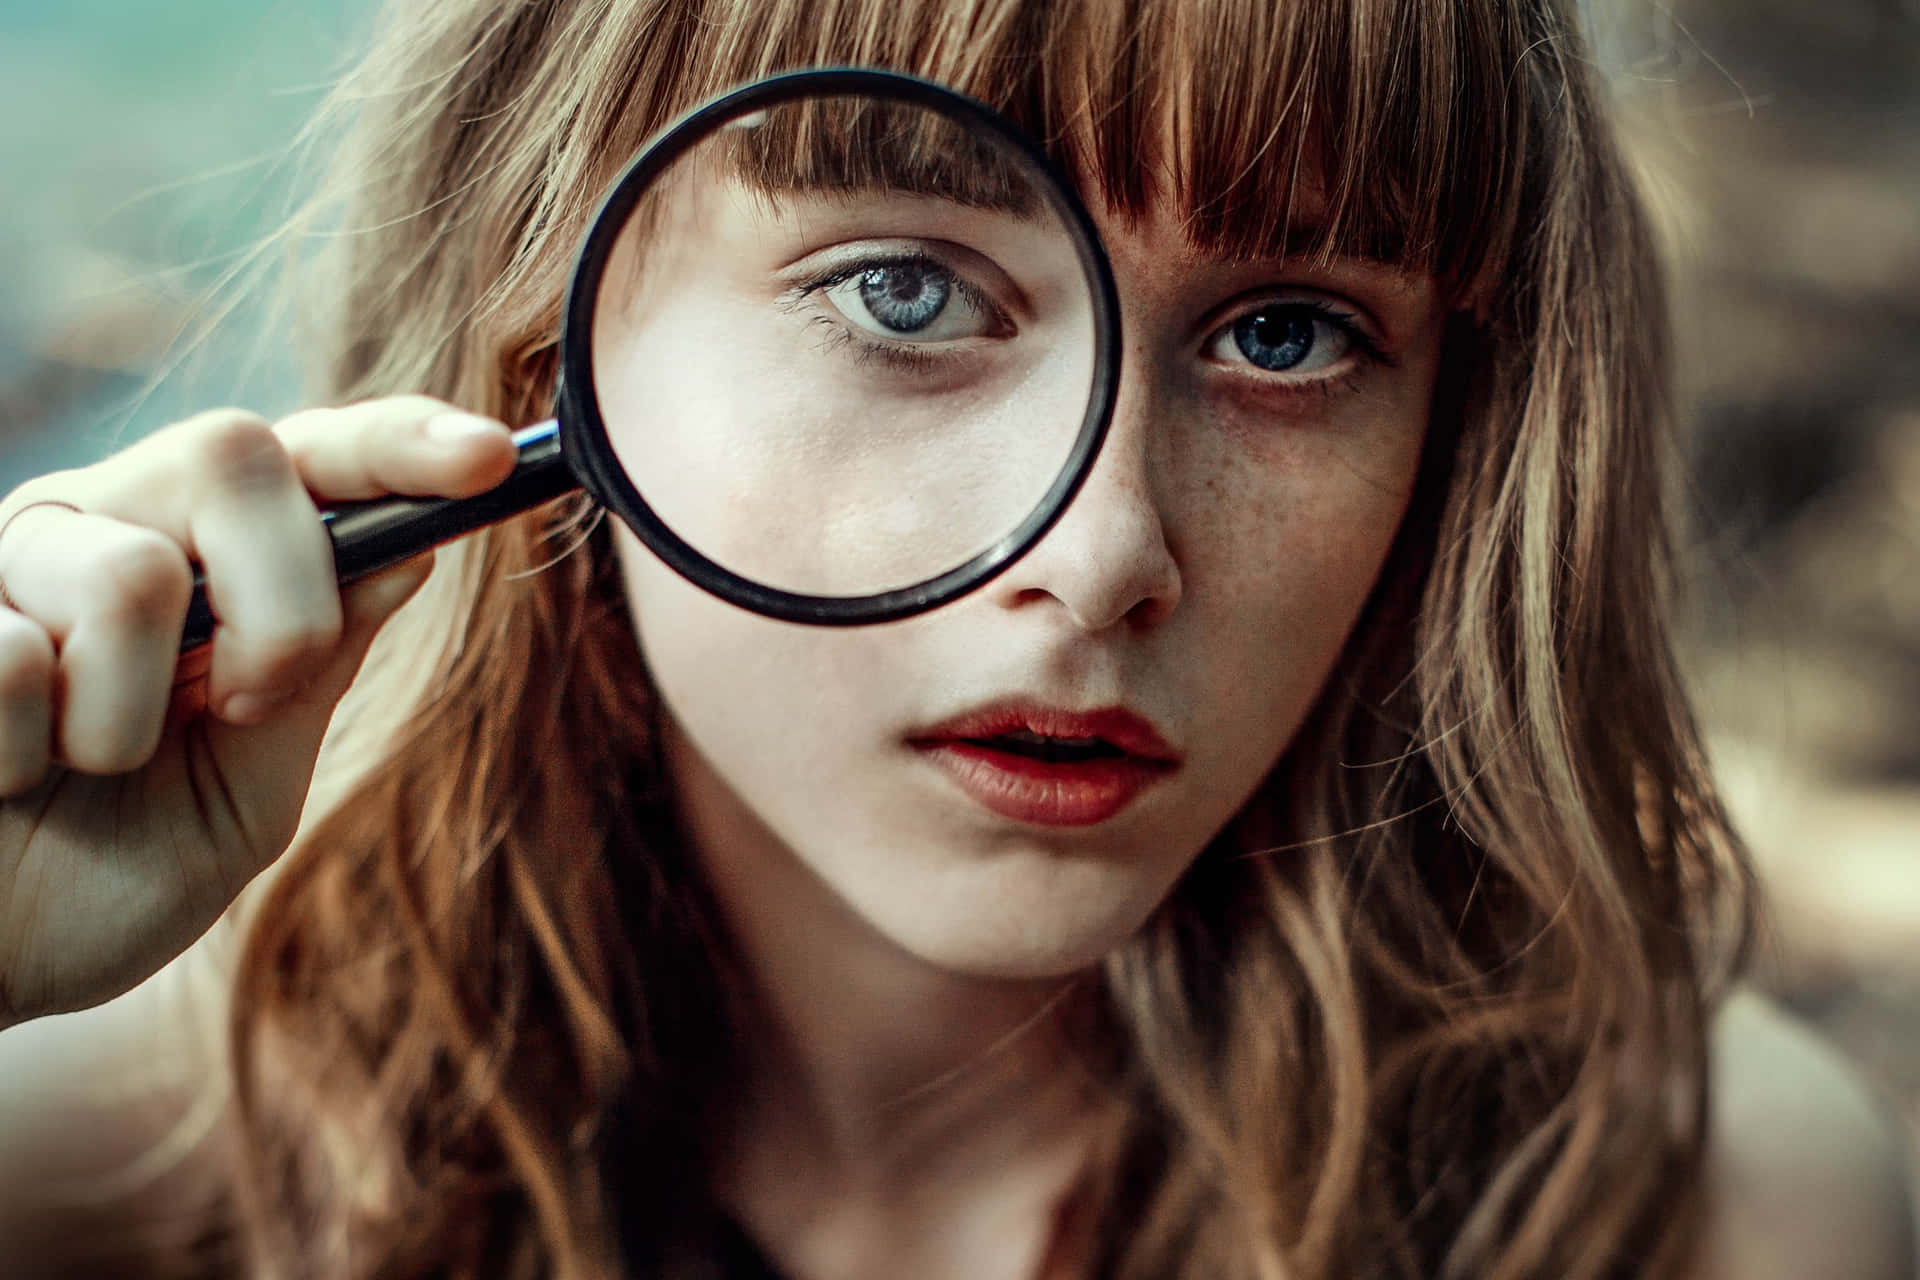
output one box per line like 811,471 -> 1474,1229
612,198 -> 1447,980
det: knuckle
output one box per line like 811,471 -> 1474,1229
165,406 -> 269,445
188,411 -> 295,492
177,406 -> 272,434
86,530 -> 193,627
0,615 -> 55,701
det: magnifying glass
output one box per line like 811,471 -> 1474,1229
177,68 -> 1120,645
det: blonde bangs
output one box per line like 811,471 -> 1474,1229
675,0 -> 1531,303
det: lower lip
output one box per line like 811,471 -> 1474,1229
914,741 -> 1173,827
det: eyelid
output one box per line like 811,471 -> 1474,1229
1202,289 -> 1395,370
781,238 -> 1030,322
787,263 -> 1013,361
784,247 -> 1028,360
805,255 -> 1000,325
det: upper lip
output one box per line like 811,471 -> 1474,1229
908,699 -> 1181,764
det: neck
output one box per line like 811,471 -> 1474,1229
662,719 -> 1106,1227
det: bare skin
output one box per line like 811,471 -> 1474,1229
0,398 -> 516,1030
616,203 -> 1445,1277
0,403 -> 1908,1280
668,712 -> 1104,1280
0,395 -> 519,1276
0,955 -> 1908,1278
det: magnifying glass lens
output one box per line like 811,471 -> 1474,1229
587,93 -> 1097,599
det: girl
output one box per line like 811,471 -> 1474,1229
0,0 -> 1909,1277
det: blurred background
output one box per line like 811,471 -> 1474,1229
1599,0 -> 1920,1214
0,0 -> 1915,1217
0,0 -> 375,482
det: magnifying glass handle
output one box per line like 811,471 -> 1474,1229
179,420 -> 574,652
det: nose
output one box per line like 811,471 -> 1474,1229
987,361 -> 1183,631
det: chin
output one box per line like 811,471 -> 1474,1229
870,863 -> 1176,982
904,936 -> 1126,984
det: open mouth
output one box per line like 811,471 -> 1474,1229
909,701 -> 1179,826
959,729 -> 1129,765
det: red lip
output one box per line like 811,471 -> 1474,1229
908,701 -> 1180,827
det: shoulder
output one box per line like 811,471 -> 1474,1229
1687,988 -> 1918,1280
0,927 -> 241,1277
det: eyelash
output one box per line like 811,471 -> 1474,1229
782,267 -> 1390,392
1209,296 -> 1392,398
783,253 -> 990,374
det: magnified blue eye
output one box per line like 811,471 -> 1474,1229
1232,307 -> 1318,371
818,256 -> 999,343
856,263 -> 951,333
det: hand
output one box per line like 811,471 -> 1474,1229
0,397 -> 517,1029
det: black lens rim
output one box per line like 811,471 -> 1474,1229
557,67 -> 1121,626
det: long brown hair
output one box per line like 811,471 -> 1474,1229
220,1 -> 1753,1275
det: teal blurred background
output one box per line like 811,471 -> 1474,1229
1,0 -> 1916,1215
0,0 -> 373,486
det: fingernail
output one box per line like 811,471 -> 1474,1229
426,411 -> 503,444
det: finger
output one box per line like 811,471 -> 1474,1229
0,608 -> 57,795
161,414 -> 344,721
196,552 -> 434,849
48,522 -> 195,773
0,503 -> 192,775
60,410 -> 348,719
220,550 -> 431,744
325,550 -> 436,699
341,548 -> 439,640
276,397 -> 518,503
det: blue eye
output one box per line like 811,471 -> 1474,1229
851,263 -> 951,333
1209,301 -> 1357,375
818,256 -> 1000,343
1233,308 -> 1313,370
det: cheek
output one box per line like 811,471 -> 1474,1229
1212,380 -> 1428,510
615,527 -> 847,742
1188,395 -> 1423,618
1171,391 -> 1427,752
611,525 -> 923,836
